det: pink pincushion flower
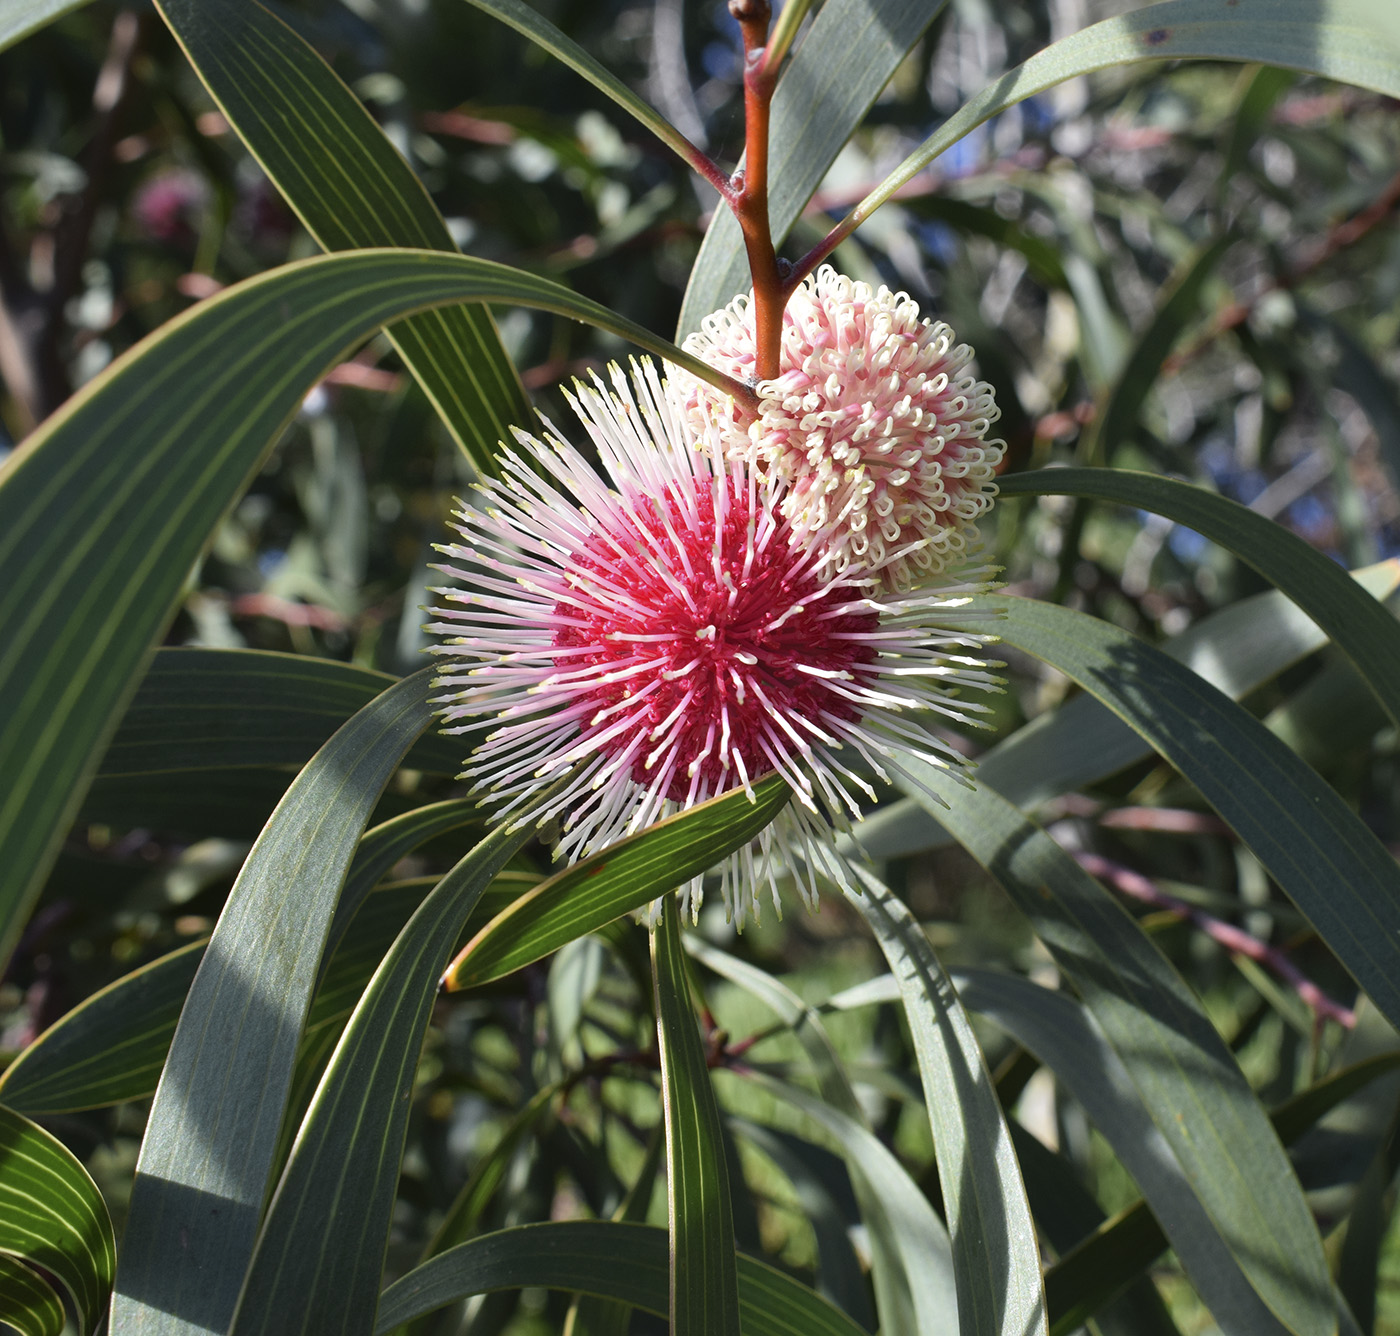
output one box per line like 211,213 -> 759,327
428,359 -> 999,925
676,265 -> 1004,589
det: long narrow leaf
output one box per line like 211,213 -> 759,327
445,774 -> 791,989
158,0 -> 530,472
0,0 -> 87,52
846,869 -> 1046,1336
226,781 -> 568,1335
900,765 -> 1334,1336
374,1221 -> 869,1336
997,468 -> 1400,727
111,670 -> 437,1336
0,1105 -> 115,1335
993,594 -> 1400,1033
0,244 -> 739,976
652,905 -> 741,1336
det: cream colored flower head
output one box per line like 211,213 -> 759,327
675,265 -> 1004,590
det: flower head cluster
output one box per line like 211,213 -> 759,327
675,266 -> 1004,589
428,356 -> 999,925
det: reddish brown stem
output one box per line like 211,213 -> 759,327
727,0 -> 785,381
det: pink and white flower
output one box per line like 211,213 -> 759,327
677,265 -> 1004,589
428,359 -> 998,925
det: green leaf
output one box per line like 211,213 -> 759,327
0,1104 -> 115,1335
652,905 -> 742,1336
0,1255 -> 66,1336
992,593 -> 1400,1035
463,0 -> 706,184
157,0 -> 531,473
0,0 -> 88,53
837,0 -> 1400,238
0,245 -> 738,978
112,669 -> 437,1336
0,802 -> 477,1115
686,935 -> 935,1335
678,0 -> 948,333
845,870 -> 1046,1336
374,1221 -> 871,1336
98,648 -> 463,780
951,968 -> 1292,1335
854,559 -> 1400,859
900,767 -> 1335,1336
0,940 -> 204,1115
227,781 -> 567,1335
739,1071 -> 958,1333
997,469 -> 1400,728
445,774 -> 791,989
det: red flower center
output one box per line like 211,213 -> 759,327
552,482 -> 879,799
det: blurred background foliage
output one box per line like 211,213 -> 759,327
3,0 -> 1400,1331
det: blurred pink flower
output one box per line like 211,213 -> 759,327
428,360 -> 997,924
676,266 -> 1004,589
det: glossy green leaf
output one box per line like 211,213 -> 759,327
846,870 -> 1046,1336
446,774 -> 791,988
0,245 -> 738,979
998,468 -> 1400,727
739,1071 -> 958,1332
98,648 -> 463,780
678,0 -> 947,333
993,593 -> 1400,1035
0,0 -> 88,53
112,669 -> 437,1336
464,0 -> 706,182
375,1221 -> 869,1336
227,781 -> 567,1334
157,0 -> 531,472
838,0 -> 1400,240
0,1104 -> 115,1335
652,905 -> 741,1336
855,559 -> 1400,858
899,765 -> 1334,1336
0,1254 -> 66,1336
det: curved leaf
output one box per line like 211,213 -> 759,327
678,0 -> 947,333
112,669 -> 437,1336
653,905 -> 741,1336
0,244 -> 739,976
445,774 -> 791,989
157,0 -> 530,472
898,764 -> 1335,1336
740,1071 -> 959,1333
837,0 -> 1400,241
952,968 -> 1292,1335
998,468 -> 1400,727
0,801 -> 477,1115
0,1104 -> 115,1335
846,869 -> 1046,1336
993,593 -> 1400,1034
0,1254 -> 66,1336
374,1221 -> 869,1336
227,780 -> 568,1335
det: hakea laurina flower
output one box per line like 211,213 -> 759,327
427,359 -> 1000,927
675,265 -> 1004,590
